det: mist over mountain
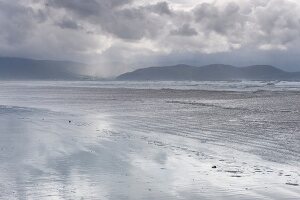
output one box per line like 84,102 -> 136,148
117,64 -> 300,81
0,57 -> 90,80
1,57 -> 299,81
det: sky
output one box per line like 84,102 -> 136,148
1,0 -> 300,76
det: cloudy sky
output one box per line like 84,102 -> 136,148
1,0 -> 300,76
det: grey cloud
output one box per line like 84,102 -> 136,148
56,18 -> 81,30
193,2 -> 246,36
1,0 -> 300,76
193,0 -> 300,50
170,24 -> 198,36
0,1 -> 36,45
105,7 -> 166,40
47,0 -> 103,17
252,0 -> 300,49
146,2 -> 172,15
47,0 -> 169,40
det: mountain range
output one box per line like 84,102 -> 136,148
0,57 -> 89,80
117,64 -> 300,81
1,57 -> 300,81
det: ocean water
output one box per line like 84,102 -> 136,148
0,81 -> 299,199
2,80 -> 300,91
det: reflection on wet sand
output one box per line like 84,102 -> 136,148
0,82 -> 299,199
0,106 -> 299,199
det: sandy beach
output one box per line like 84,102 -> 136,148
0,81 -> 299,199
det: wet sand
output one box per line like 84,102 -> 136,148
0,81 -> 299,199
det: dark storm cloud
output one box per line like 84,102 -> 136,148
0,0 -> 300,76
46,0 -> 168,40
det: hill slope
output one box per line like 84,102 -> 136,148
117,64 -> 300,81
0,57 -> 89,80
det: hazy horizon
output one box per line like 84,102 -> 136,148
2,56 -> 300,81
